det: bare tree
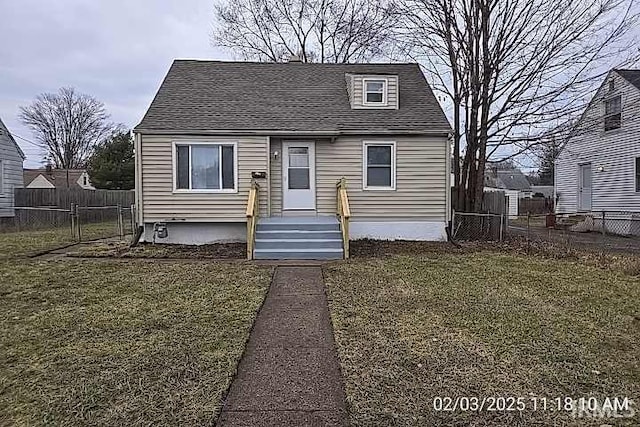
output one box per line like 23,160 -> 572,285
212,0 -> 397,62
19,87 -> 113,171
398,0 -> 639,211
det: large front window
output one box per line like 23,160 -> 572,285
363,141 -> 395,190
175,143 -> 236,191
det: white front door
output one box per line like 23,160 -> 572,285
282,141 -> 316,210
578,163 -> 592,211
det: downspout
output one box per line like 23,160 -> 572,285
134,132 -> 144,228
266,136 -> 271,217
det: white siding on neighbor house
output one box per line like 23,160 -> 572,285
270,136 -> 448,221
140,134 -> 268,223
555,71 -> 640,213
347,74 -> 399,109
0,129 -> 24,217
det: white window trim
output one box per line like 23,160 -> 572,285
171,140 -> 239,194
362,78 -> 388,106
362,141 -> 396,191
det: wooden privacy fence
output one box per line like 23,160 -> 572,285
518,197 -> 554,215
15,188 -> 134,209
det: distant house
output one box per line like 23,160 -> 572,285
0,117 -> 25,217
484,167 -> 532,217
23,168 -> 95,190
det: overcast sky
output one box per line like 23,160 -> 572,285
0,0 -> 230,167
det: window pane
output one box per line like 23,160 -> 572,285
605,96 -> 621,114
222,145 -> 234,189
289,147 -> 309,167
366,81 -> 384,92
288,168 -> 310,189
367,145 -> 391,166
367,166 -> 391,187
191,145 -> 220,189
176,145 -> 190,189
605,113 -> 621,131
366,92 -> 383,103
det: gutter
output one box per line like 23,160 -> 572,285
132,128 -> 452,138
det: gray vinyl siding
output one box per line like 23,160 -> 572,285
555,71 -> 640,213
348,75 -> 399,109
140,134 -> 268,222
0,130 -> 24,217
270,135 -> 448,220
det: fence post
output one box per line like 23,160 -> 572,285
499,212 -> 504,242
76,204 -> 82,242
117,204 -> 124,240
602,211 -> 606,236
70,203 -> 76,239
451,208 -> 456,239
130,204 -> 136,236
527,212 -> 531,241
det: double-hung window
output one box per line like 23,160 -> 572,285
363,79 -> 387,105
174,142 -> 236,191
363,141 -> 395,190
604,95 -> 621,131
635,157 -> 640,192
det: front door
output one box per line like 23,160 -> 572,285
282,141 -> 316,211
578,163 -> 592,211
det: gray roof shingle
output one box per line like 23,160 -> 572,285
615,69 -> 640,91
135,60 -> 451,134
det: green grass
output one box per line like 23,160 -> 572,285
0,221 -> 122,258
324,252 -> 640,426
0,259 -> 272,426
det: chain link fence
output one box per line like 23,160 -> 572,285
452,209 -> 640,254
0,204 -> 136,249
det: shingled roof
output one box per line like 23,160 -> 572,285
135,60 -> 451,135
615,69 -> 640,91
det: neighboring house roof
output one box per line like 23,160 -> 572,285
135,60 -> 451,135
0,117 -> 26,160
615,69 -> 640,91
24,169 -> 91,189
485,169 -> 531,191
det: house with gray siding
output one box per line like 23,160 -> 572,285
0,117 -> 25,217
134,60 -> 451,259
555,69 -> 640,234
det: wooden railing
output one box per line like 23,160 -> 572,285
336,177 -> 351,259
246,179 -> 260,260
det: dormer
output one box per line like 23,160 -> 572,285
345,73 -> 399,109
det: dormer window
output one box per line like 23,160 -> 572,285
363,79 -> 387,105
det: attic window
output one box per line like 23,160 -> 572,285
363,79 -> 387,105
604,95 -> 621,131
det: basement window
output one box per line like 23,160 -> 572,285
363,141 -> 396,190
604,96 -> 621,131
174,142 -> 237,192
363,79 -> 388,105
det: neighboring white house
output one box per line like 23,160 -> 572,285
555,69 -> 640,234
0,117 -> 25,217
23,168 -> 95,190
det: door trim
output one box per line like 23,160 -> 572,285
282,140 -> 316,211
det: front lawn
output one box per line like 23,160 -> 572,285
0,259 -> 271,425
324,252 -> 640,426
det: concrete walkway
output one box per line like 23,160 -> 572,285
217,266 -> 348,427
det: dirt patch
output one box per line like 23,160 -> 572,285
350,239 -> 464,258
68,241 -> 246,259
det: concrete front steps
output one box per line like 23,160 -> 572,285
254,216 -> 344,260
